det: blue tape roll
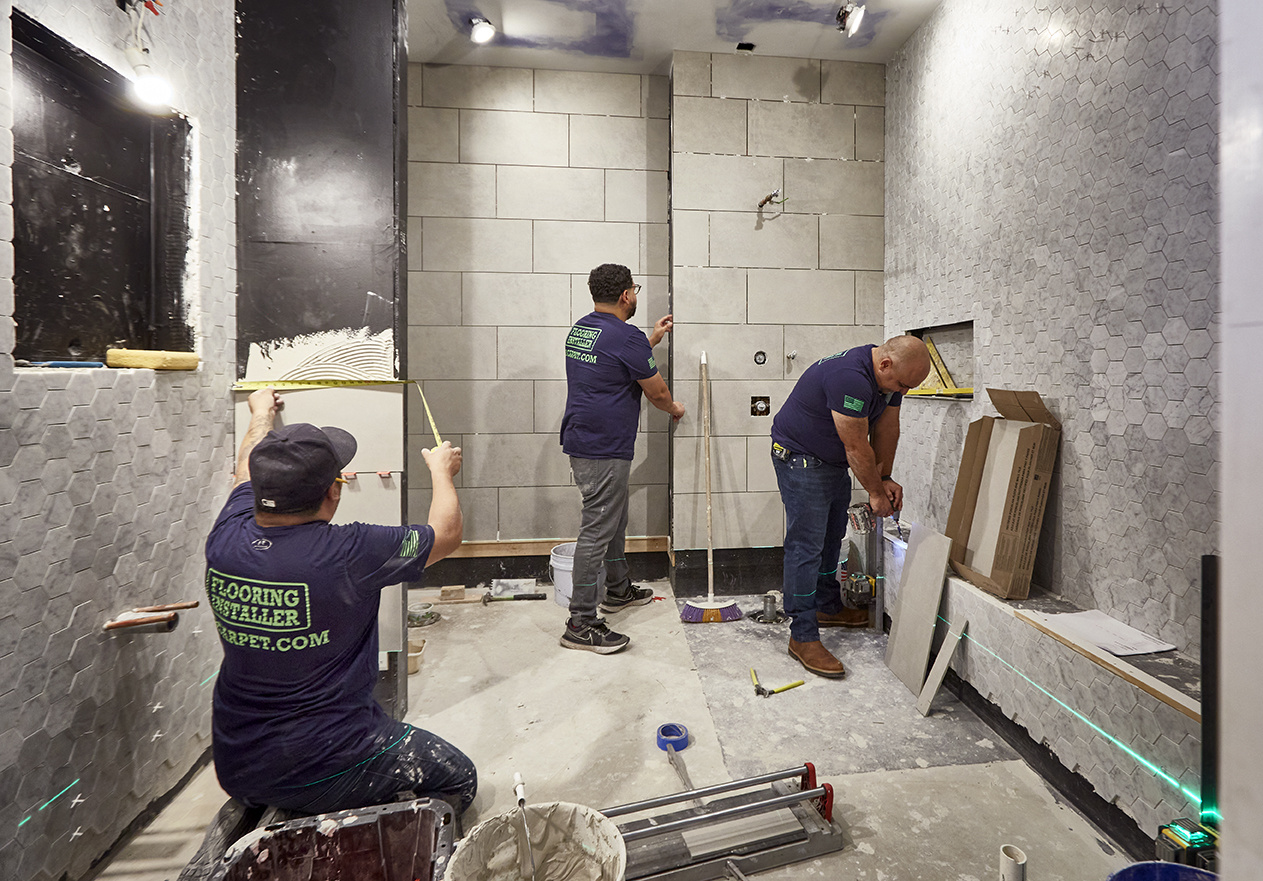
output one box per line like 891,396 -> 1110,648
656,723 -> 689,752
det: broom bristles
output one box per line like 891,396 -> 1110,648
680,599 -> 743,623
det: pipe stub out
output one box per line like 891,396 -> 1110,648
656,723 -> 689,752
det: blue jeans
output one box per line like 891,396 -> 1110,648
248,719 -> 477,816
773,451 -> 851,643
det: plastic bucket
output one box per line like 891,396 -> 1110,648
1106,862 -> 1217,881
550,543 -> 576,609
446,801 -> 625,881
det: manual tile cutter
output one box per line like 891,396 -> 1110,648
600,763 -> 845,880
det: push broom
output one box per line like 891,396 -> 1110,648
681,352 -> 743,623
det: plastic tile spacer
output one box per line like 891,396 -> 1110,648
342,472 -> 357,480
655,723 -> 689,752
377,471 -> 392,478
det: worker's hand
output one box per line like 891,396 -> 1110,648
883,477 -> 904,512
648,313 -> 674,347
422,441 -> 462,479
247,387 -> 283,417
867,490 -> 894,519
668,401 -> 685,422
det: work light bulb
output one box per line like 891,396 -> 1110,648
470,17 -> 496,44
125,45 -> 173,109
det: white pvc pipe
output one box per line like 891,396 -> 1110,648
999,844 -> 1027,881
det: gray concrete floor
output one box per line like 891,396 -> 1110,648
94,579 -> 1132,880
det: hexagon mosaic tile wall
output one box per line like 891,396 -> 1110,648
0,2 -> 238,879
885,0 -> 1219,660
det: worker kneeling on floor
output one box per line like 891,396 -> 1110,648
770,336 -> 931,679
203,387 -> 476,817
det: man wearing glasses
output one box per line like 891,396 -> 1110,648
559,263 -> 684,653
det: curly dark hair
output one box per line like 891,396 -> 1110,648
588,263 -> 633,304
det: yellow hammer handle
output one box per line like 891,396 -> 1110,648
772,680 -> 805,694
750,667 -> 759,687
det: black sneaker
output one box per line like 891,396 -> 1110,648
559,618 -> 630,654
599,585 -> 655,613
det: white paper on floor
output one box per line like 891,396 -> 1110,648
1028,609 -> 1175,655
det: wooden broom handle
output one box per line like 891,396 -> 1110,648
702,356 -> 714,602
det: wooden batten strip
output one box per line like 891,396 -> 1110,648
448,536 -> 669,558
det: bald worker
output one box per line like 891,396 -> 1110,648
770,336 -> 931,678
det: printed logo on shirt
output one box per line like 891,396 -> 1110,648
566,326 -> 601,365
842,395 -> 864,412
817,347 -> 853,365
648,355 -> 656,371
206,568 -> 327,652
251,538 -> 272,551
399,529 -> 422,558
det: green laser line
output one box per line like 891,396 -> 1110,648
937,614 -> 1201,808
39,779 -> 80,811
201,671 -> 217,686
18,816 -> 30,827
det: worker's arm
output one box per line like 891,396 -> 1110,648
833,411 -> 894,518
647,313 -> 674,348
233,387 -> 283,487
868,405 -> 904,512
421,441 -> 463,564
637,372 -> 685,421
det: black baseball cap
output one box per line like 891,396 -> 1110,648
249,423 -> 358,513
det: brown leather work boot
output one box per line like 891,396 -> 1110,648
788,639 -> 846,678
817,607 -> 870,628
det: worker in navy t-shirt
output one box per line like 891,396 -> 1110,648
770,336 -> 930,679
203,388 -> 475,816
559,263 -> 684,654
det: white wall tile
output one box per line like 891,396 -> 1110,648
673,267 -> 747,323
672,153 -> 783,211
606,170 -> 668,223
673,434 -> 747,495
672,378 -> 796,438
711,55 -> 821,103
571,115 -> 670,170
497,165 -> 605,221
410,162 -> 496,218
463,273 -> 572,326
630,430 -> 670,485
415,380 -> 534,434
497,326 -> 569,380
409,485 -> 499,539
421,217 -> 533,272
643,74 -> 670,119
821,60 -> 885,107
747,268 -> 856,325
819,214 -> 884,270
672,51 -> 711,97
629,483 -> 669,535
709,212 -> 818,269
856,106 -> 885,161
673,490 -> 784,549
408,106 -> 458,162
534,380 -> 569,434
784,158 -> 883,216
534,220 -> 641,274
462,432 -> 572,487
460,110 -> 569,166
642,224 -> 669,277
783,326 -> 885,379
856,271 -> 883,325
535,69 -> 642,116
672,210 -> 710,266
672,96 -> 747,155
749,101 -> 855,160
424,64 -> 534,110
408,271 -> 462,326
409,325 -> 499,381
498,485 -> 581,539
674,324 -> 785,381
746,436 -> 779,492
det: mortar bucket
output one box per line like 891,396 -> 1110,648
1106,862 -> 1217,880
446,801 -> 625,881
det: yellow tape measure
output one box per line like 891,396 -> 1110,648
233,379 -> 406,390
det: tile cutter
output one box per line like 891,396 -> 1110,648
600,763 -> 846,880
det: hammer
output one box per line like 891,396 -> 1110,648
481,592 -> 547,605
750,667 -> 804,698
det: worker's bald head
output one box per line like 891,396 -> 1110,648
873,335 -> 931,395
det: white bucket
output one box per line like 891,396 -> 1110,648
446,801 -> 626,881
550,542 -> 576,609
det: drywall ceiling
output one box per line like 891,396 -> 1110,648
407,0 -> 943,74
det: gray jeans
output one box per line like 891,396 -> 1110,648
569,456 -> 633,624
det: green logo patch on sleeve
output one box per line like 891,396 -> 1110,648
648,355 -> 656,370
842,395 -> 864,412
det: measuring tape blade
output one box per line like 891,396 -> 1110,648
233,379 -> 408,391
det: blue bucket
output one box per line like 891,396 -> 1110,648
1107,862 -> 1216,881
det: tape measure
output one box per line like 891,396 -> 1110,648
233,379 -> 408,391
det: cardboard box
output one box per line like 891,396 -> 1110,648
945,389 -> 1061,599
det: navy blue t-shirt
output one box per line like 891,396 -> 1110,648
204,482 -> 435,802
560,311 -> 658,460
771,344 -> 901,467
